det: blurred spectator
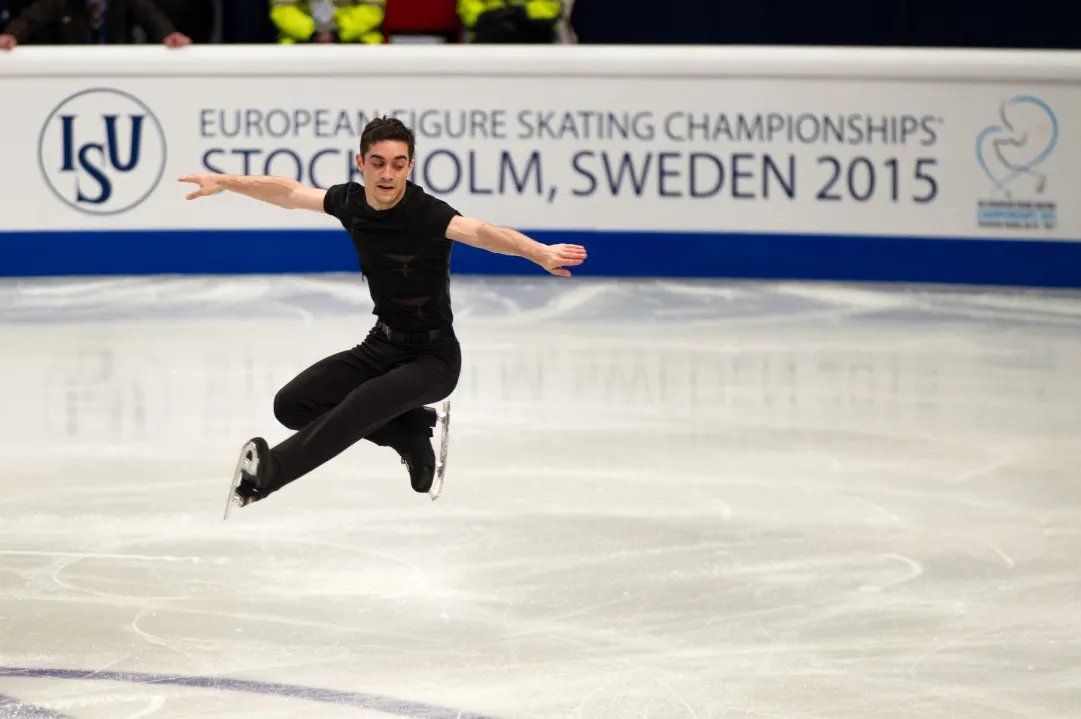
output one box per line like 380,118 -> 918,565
223,0 -> 276,43
458,0 -> 564,43
567,0 -> 1081,48
270,0 -> 386,44
0,0 -> 191,48
382,0 -> 462,44
904,0 -> 1081,50
569,0 -> 754,44
154,0 -> 214,43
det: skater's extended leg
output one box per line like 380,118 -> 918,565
263,351 -> 460,495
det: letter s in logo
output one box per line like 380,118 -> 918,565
39,88 -> 167,216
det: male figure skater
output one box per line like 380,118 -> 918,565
178,116 -> 587,511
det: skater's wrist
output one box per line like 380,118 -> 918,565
525,242 -> 547,266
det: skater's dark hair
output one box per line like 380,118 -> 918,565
360,117 -> 416,160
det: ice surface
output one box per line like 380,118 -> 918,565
1,274 -> 1080,719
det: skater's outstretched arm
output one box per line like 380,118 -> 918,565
445,216 -> 587,277
177,173 -> 328,213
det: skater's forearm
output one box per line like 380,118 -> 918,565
178,171 -> 327,211
451,218 -> 546,264
215,174 -> 324,210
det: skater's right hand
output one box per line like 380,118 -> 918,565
537,243 -> 588,277
178,173 -> 225,200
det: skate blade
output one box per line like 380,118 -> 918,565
429,400 -> 451,501
223,440 -> 257,521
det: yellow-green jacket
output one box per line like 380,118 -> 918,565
457,0 -> 564,31
270,0 -> 386,44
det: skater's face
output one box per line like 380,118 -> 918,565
357,140 -> 415,209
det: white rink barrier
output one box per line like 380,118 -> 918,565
1,44 -> 1080,286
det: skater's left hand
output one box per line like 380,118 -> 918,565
538,243 -> 588,277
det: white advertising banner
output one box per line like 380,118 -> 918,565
2,45 -> 1079,241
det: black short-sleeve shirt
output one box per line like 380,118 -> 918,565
323,180 -> 461,332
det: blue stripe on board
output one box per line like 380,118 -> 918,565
0,667 -> 500,719
1,228 -> 1080,288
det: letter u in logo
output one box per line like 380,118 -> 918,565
39,88 -> 167,216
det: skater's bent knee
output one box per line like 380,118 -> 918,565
273,389 -> 307,430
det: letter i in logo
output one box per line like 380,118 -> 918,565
39,89 -> 167,215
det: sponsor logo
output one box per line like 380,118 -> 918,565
976,95 -> 1058,230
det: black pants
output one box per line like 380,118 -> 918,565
264,324 -> 462,493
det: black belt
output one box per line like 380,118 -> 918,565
375,320 -> 451,344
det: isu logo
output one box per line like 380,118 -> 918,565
38,88 -> 167,215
